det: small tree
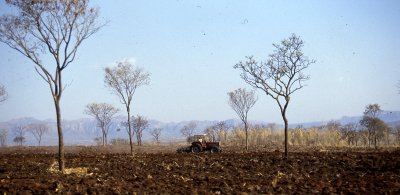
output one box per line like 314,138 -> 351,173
13,125 -> 27,146
28,123 -> 49,146
149,128 -> 162,144
104,60 -> 150,156
340,123 -> 358,146
0,128 -> 8,147
234,34 -> 315,157
0,0 -> 105,172
0,83 -> 7,103
84,103 -> 119,146
132,115 -> 149,146
227,88 -> 257,150
180,122 -> 197,141
360,104 -> 386,149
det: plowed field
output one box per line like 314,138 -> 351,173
1,147 -> 399,194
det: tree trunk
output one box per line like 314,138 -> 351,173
127,106 -> 134,156
102,127 -> 106,146
374,128 -> 377,149
244,122 -> 248,151
137,129 -> 140,146
368,130 -> 371,148
279,97 -> 290,158
102,130 -> 105,146
104,133 -> 107,146
283,114 -> 288,158
54,98 -> 65,173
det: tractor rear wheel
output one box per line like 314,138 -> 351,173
191,145 -> 201,153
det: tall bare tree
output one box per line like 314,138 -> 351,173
13,125 -> 27,146
0,0 -> 105,172
84,103 -> 119,146
104,60 -> 150,155
28,123 -> 49,146
149,128 -> 162,144
228,88 -> 257,150
0,128 -> 8,147
132,115 -> 149,146
0,83 -> 7,103
234,34 -> 314,157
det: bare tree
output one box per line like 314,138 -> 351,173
360,104 -> 387,149
0,0 -> 105,172
0,128 -> 8,147
13,125 -> 27,146
234,34 -> 314,157
360,116 -> 389,149
28,123 -> 49,146
149,128 -> 162,144
104,60 -> 150,156
180,122 -> 197,141
84,103 -> 119,146
132,115 -> 149,146
0,83 -> 7,103
340,123 -> 358,146
228,88 -> 257,150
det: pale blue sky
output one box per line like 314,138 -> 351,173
0,0 -> 399,123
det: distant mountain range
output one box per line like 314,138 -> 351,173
1,111 -> 399,146
291,111 -> 400,128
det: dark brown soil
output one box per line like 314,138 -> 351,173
1,147 -> 399,194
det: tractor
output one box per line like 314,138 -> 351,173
177,134 -> 221,153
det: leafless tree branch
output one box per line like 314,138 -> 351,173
149,128 -> 162,144
84,103 -> 119,146
28,123 -> 49,146
104,60 -> 150,155
132,115 -> 149,146
234,34 -> 315,157
228,88 -> 257,150
0,0 -> 105,173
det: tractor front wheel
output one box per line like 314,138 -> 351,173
210,147 -> 219,153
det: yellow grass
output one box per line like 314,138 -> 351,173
48,161 -> 91,176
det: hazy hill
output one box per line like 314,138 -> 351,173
0,111 -> 399,146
